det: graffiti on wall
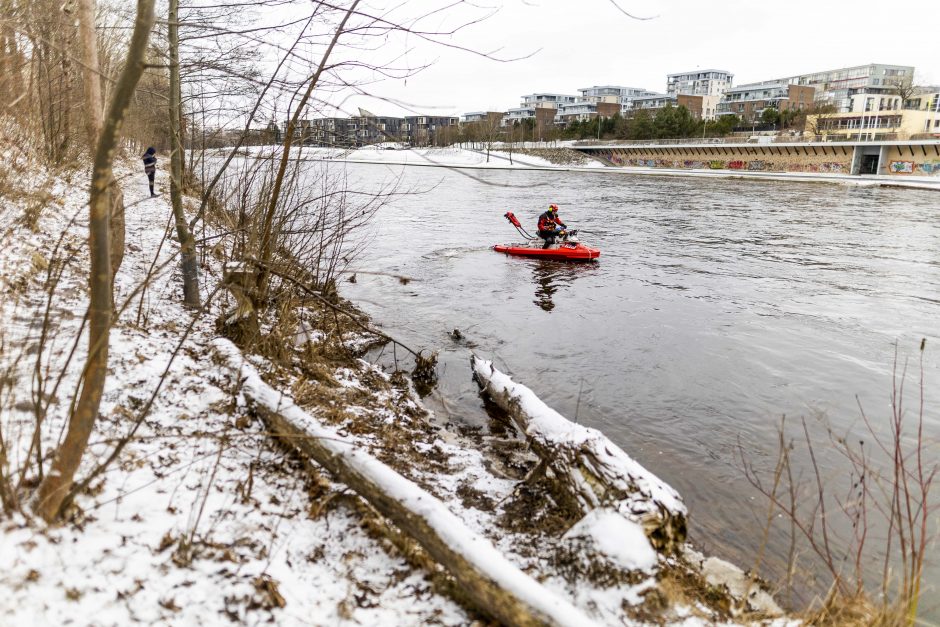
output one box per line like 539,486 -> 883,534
916,161 -> 940,176
889,161 -> 915,174
786,162 -> 846,173
608,155 -> 858,175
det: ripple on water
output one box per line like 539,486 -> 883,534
335,164 -> 940,609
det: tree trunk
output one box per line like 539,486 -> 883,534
77,0 -> 125,282
34,0 -> 157,523
168,0 -> 200,308
213,339 -> 593,627
471,355 -> 688,553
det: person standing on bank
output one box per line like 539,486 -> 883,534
142,146 -> 157,197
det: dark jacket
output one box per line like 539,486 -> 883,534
142,149 -> 157,173
537,210 -> 566,233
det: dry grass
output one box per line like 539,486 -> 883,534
742,342 -> 936,627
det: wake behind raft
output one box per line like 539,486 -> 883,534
494,211 -> 600,261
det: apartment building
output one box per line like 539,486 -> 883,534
577,85 -> 659,114
353,110 -> 404,144
556,101 -> 620,123
630,94 -> 676,111
675,94 -> 721,120
520,93 -> 579,109
717,81 -> 815,120
666,69 -> 733,98
785,63 -> 914,112
810,88 -> 940,139
293,117 -> 353,147
904,89 -> 940,113
402,115 -> 459,145
461,112 -> 499,123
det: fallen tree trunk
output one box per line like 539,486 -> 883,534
471,355 -> 687,553
212,339 -> 596,627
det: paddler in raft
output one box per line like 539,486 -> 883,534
536,204 -> 567,249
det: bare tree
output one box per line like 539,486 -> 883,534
890,74 -> 918,104
255,0 -> 361,297
34,0 -> 157,523
169,0 -> 200,307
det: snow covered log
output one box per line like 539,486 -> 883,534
212,339 -> 596,627
471,355 -> 687,553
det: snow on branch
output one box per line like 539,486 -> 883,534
471,355 -> 687,553
212,338 -> 597,627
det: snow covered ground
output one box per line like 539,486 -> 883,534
0,163 -> 469,625
0,147 -> 790,625
232,145 -> 609,170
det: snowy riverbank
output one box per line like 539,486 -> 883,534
225,144 -> 940,189
229,144 -> 608,171
1,150 -> 791,625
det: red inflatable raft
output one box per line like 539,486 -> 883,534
494,211 -> 600,261
493,241 -> 600,261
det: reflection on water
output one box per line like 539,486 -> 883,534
531,260 -> 597,312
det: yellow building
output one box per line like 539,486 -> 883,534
806,102 -> 940,141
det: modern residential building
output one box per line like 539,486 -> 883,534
556,101 -> 620,123
806,108 -> 938,141
504,107 -> 535,125
520,93 -> 578,109
293,117 -> 352,146
290,110 -> 460,147
577,85 -> 659,114
666,69 -> 733,98
353,109 -> 404,144
402,115 -> 459,145
717,81 -> 815,120
630,94 -> 676,112
460,111 -> 505,131
785,63 -> 914,112
675,94 -> 722,121
460,111 -> 503,124
903,90 -> 940,134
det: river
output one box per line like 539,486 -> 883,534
320,160 -> 939,610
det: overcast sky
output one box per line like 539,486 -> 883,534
336,0 -> 939,117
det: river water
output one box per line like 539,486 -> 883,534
322,160 -> 939,607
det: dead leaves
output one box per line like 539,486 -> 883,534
251,574 -> 286,610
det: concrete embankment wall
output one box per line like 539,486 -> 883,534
575,141 -> 940,180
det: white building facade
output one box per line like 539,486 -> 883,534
520,93 -> 578,109
784,63 -> 914,112
666,69 -> 734,98
577,85 -> 659,114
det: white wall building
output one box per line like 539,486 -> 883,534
666,69 -> 734,97
556,102 -> 598,122
784,63 -> 914,112
631,94 -> 676,111
577,85 -> 660,114
520,93 -> 578,109
504,107 -> 535,126
848,93 -> 902,114
460,112 -> 490,123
